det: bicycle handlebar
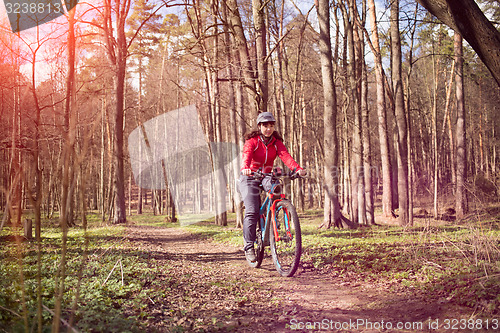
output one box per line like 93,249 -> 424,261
246,168 -> 304,180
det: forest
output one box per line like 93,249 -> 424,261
0,0 -> 499,331
1,0 -> 500,230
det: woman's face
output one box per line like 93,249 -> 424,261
259,122 -> 275,138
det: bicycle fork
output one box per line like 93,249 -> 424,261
270,195 -> 292,242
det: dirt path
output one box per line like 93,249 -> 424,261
124,224 -> 477,332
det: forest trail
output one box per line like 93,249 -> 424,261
123,224 -> 472,332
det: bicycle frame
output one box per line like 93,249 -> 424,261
257,180 -> 288,246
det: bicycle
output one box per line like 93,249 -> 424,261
246,168 -> 302,277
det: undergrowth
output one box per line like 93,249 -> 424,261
1,209 -> 498,332
184,210 -> 500,316
0,212 -> 275,332
302,223 -> 499,314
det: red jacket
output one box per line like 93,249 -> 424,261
241,135 -> 302,173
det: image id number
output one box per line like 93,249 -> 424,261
5,2 -> 64,15
443,318 -> 499,330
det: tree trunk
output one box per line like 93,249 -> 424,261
316,0 -> 355,229
235,66 -> 246,229
100,98 -> 106,220
432,51 -> 439,218
53,7 -> 77,331
360,31 -> 375,225
214,2 -> 227,226
226,0 -> 259,121
113,38 -> 127,224
222,0 -> 243,228
252,0 -> 268,113
102,0 -> 131,225
367,0 -> 394,218
391,0 -> 410,226
342,1 -> 364,225
351,0 -> 367,225
404,3 -> 419,227
455,32 -> 467,220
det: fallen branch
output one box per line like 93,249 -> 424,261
42,304 -> 79,333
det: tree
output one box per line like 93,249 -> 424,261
416,0 -> 500,86
252,0 -> 268,113
355,0 -> 375,225
225,0 -> 259,121
99,0 -> 131,224
222,0 -> 244,228
341,0 -> 365,226
53,6 -> 78,330
455,32 -> 467,219
367,0 -> 395,219
316,0 -> 354,229
391,0 -> 410,226
127,0 -> 163,217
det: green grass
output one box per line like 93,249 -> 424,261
0,211 -> 276,332
0,221 -> 143,332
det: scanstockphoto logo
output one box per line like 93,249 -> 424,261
128,105 -> 240,226
2,0 -> 78,32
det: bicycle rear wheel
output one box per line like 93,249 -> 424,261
270,200 -> 301,277
247,229 -> 264,268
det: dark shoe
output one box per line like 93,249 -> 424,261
245,248 -> 257,262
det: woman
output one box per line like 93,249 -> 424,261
239,112 -> 306,262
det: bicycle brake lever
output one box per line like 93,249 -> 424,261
251,169 -> 264,180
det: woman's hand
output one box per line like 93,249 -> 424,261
241,169 -> 252,176
298,169 -> 307,177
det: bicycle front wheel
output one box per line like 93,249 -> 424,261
270,200 -> 301,277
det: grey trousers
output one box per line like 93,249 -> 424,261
238,175 -> 273,251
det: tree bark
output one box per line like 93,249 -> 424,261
416,0 -> 500,86
455,32 -> 467,220
431,51 -> 439,218
252,0 -> 268,113
222,0 -> 244,228
391,0 -> 410,226
101,0 -> 131,224
226,0 -> 259,121
212,0 -> 227,226
113,14 -> 128,224
342,1 -> 365,225
359,0 -> 375,225
352,0 -> 367,225
316,0 -> 355,229
367,0 -> 395,218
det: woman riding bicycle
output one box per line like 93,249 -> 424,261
239,112 -> 306,262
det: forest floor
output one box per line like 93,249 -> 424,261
1,206 -> 499,332
122,214 -> 499,333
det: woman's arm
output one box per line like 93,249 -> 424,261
276,140 -> 302,171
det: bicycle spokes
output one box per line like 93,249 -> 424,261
270,200 -> 301,277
